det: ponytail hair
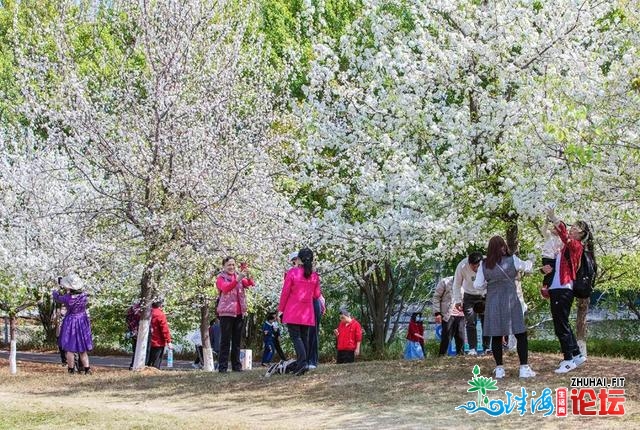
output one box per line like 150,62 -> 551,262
575,220 -> 596,265
297,247 -> 314,279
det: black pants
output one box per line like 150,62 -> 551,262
219,315 -> 244,372
194,345 -> 204,365
463,293 -> 490,351
549,288 -> 580,360
439,316 -> 465,356
307,299 -> 322,366
337,350 -> 355,364
287,323 -> 310,371
147,346 -> 165,369
273,336 -> 287,361
542,257 -> 556,288
491,333 -> 528,366
58,344 -> 66,364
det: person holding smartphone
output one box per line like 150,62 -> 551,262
216,256 -> 255,373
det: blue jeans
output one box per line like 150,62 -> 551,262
262,340 -> 275,364
307,299 -> 322,366
287,323 -> 310,371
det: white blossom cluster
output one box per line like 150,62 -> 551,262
8,0 -> 301,316
295,0 -> 640,265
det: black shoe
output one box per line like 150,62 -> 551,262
83,367 -> 92,375
294,365 -> 309,376
68,367 -> 77,374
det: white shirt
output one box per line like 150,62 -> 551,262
452,257 -> 484,303
473,255 -> 533,289
542,234 -> 563,259
549,253 -> 572,290
188,329 -> 202,346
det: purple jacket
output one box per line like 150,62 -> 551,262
278,267 -> 321,326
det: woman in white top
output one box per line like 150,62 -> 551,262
474,235 -> 535,379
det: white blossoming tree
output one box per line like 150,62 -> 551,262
0,130 -> 97,373
16,0 -> 296,370
295,0 -> 635,351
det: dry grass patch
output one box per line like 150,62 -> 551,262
0,353 -> 638,429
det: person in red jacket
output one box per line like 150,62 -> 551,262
543,206 -> 594,374
333,308 -> 362,364
146,300 -> 172,369
404,312 -> 425,360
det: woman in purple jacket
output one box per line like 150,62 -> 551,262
278,248 -> 322,376
52,274 -> 93,374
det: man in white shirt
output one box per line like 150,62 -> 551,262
452,252 -> 490,355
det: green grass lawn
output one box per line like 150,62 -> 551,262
0,352 -> 638,429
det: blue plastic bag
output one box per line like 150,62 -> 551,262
404,340 -> 424,360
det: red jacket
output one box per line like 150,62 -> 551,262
150,307 -> 171,347
336,318 -> 362,351
555,222 -> 584,286
406,321 -> 424,342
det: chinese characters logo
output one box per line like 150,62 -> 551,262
456,365 -> 625,417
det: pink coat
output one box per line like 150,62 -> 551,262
278,267 -> 321,326
216,272 -> 254,317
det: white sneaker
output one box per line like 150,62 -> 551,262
519,365 -> 536,378
494,366 -> 505,379
554,360 -> 577,374
467,349 -> 477,356
573,354 -> 587,367
308,364 -> 317,370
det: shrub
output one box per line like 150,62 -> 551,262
529,338 -> 640,360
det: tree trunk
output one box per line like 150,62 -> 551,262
353,260 -> 391,355
200,301 -> 214,371
505,220 -> 519,255
131,262 -> 156,370
575,297 -> 589,356
357,289 -> 372,345
9,315 -> 17,374
3,316 -> 8,344
37,295 -> 57,344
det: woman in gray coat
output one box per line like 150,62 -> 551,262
473,236 -> 536,379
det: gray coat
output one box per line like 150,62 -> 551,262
482,256 -> 526,336
432,276 -> 454,321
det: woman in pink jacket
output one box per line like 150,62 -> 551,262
216,256 -> 255,373
278,248 -> 321,376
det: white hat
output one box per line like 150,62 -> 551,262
59,274 -> 84,291
288,251 -> 299,262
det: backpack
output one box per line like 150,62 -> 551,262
264,359 -> 296,378
573,250 -> 596,299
